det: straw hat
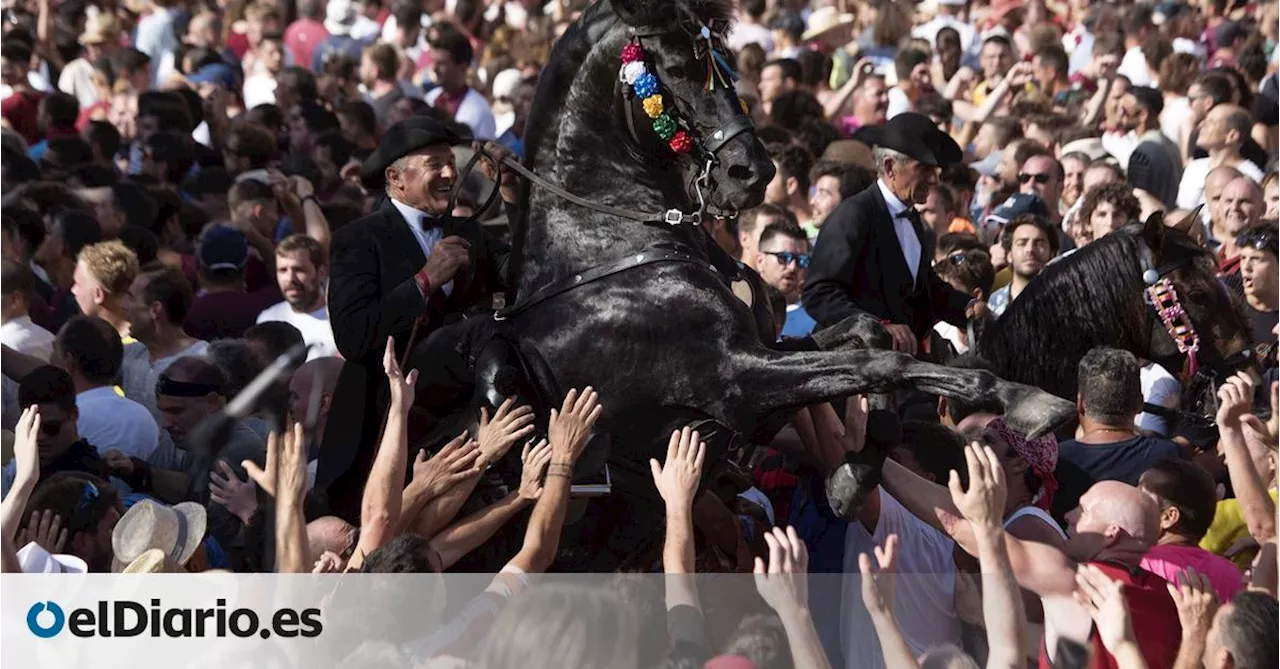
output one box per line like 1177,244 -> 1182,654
79,13 -> 122,46
17,542 -> 88,573
111,500 -> 207,572
801,6 -> 855,46
121,548 -> 171,574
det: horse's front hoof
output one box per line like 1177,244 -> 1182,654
825,446 -> 886,520
998,383 -> 1076,439
811,313 -> 891,351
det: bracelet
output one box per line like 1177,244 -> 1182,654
548,463 -> 575,476
547,471 -> 573,479
300,194 -> 318,207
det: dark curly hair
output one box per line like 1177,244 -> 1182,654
1078,182 -> 1140,237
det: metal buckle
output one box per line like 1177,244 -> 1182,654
664,209 -> 686,225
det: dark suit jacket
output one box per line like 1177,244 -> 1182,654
316,199 -> 511,518
802,183 -> 971,339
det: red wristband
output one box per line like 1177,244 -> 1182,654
415,269 -> 432,298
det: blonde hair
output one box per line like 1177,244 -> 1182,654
78,240 -> 140,295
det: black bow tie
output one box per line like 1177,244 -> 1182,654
898,208 -> 922,226
421,214 -> 443,231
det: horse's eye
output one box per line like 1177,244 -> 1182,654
663,64 -> 687,79
1186,290 -> 1208,305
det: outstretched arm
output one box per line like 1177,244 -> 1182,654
1216,374 -> 1277,542
757,526 -> 834,669
858,535 -> 917,669
651,426 -> 706,610
507,388 -> 601,573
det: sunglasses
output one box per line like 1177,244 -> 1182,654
1237,227 -> 1278,255
1018,173 -> 1051,185
40,420 -> 66,436
944,252 -> 970,266
762,251 -> 811,268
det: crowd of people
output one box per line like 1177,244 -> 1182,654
1,0 -> 1279,666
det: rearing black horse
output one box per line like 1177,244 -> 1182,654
445,0 -> 1075,571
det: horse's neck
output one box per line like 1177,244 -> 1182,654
516,45 -> 696,297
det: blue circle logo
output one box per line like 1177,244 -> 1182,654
27,601 -> 65,638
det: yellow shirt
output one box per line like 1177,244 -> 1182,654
1201,490 -> 1280,570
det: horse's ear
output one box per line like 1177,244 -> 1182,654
612,0 -> 668,28
1141,209 -> 1167,253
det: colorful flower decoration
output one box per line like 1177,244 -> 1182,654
669,130 -> 693,153
642,95 -> 664,118
621,40 -> 695,154
620,42 -> 644,64
652,113 -> 676,140
632,72 -> 659,99
622,61 -> 647,85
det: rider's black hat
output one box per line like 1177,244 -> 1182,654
360,115 -> 471,189
853,112 -> 964,168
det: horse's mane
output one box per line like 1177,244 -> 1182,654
978,227 -> 1176,399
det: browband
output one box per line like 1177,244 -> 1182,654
156,375 -> 220,397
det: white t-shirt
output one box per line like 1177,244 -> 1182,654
841,491 -> 961,669
423,87 -> 497,140
242,73 -> 279,110
256,301 -> 339,360
1117,46 -> 1153,87
120,340 -> 211,419
1177,157 -> 1265,215
912,15 -> 975,51
1,315 -> 56,430
1139,362 -> 1180,437
727,21 -> 774,53
886,86 -> 913,120
76,386 -> 161,462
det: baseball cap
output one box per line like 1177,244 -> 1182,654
198,225 -> 249,272
985,192 -> 1049,227
187,62 -> 238,88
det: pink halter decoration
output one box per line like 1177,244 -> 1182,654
1146,277 -> 1201,377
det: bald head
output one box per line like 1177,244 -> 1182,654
1083,480 -> 1161,544
1201,104 -> 1254,151
307,515 -> 356,564
1206,166 -> 1244,224
289,356 -> 343,435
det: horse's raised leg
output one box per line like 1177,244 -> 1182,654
733,347 -> 1073,437
730,347 -> 1074,519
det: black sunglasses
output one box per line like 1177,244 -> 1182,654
944,252 -> 970,266
40,420 -> 66,436
762,251 -> 811,268
1018,173 -> 1051,185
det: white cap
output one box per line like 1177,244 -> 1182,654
490,69 -> 523,101
325,0 -> 356,35
17,542 -> 88,574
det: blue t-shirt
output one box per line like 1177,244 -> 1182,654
1052,435 -> 1182,523
782,302 -> 817,338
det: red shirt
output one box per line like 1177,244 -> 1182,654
226,30 -> 251,60
1039,561 -> 1181,669
2,90 -> 46,144
284,19 -> 329,73
76,101 -> 112,130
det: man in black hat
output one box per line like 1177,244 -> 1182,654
317,115 -> 516,521
803,112 -> 985,357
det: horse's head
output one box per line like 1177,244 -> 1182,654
1134,211 -> 1255,412
610,0 -> 774,213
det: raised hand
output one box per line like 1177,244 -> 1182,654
12,406 -> 39,478
477,398 -> 536,466
547,387 -> 602,464
947,442 -> 1007,530
411,434 -> 482,498
313,551 -> 344,574
244,429 -> 284,499
20,509 -> 67,554
858,534 -> 899,617
1215,372 -> 1254,429
650,426 -> 706,510
275,422 -> 309,505
382,337 -> 419,409
1167,567 -> 1219,645
840,394 -> 868,455
210,460 -> 259,525
518,439 -> 553,501
753,526 -> 811,612
1075,564 -> 1138,654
